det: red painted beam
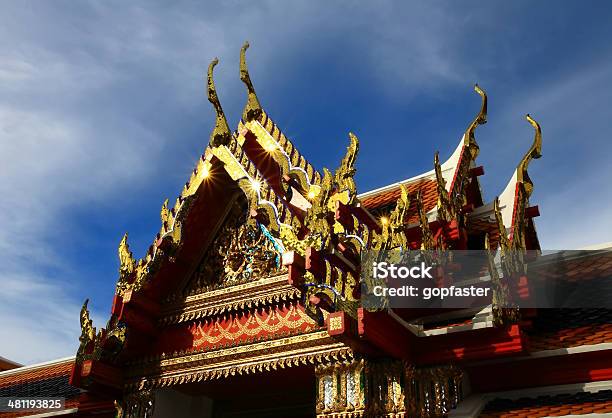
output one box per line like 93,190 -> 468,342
357,308 -> 415,359
414,324 -> 527,365
327,311 -> 380,355
283,251 -> 305,287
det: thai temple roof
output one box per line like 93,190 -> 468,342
2,42 -> 609,418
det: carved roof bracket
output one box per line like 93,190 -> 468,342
333,132 -> 359,205
434,151 -> 456,224
372,184 -> 409,251
417,191 -> 435,251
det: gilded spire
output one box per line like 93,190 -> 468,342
240,41 -> 262,122
207,58 -> 231,147
517,114 -> 542,198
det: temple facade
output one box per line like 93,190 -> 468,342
1,43 -> 611,418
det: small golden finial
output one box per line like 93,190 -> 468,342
333,132 -> 360,201
240,41 -> 262,122
118,232 -> 135,276
160,198 -> 170,233
517,114 -> 542,198
79,299 -> 95,343
207,58 -> 231,147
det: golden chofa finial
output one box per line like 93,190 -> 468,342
240,41 -> 262,122
118,232 -> 135,276
79,299 -> 95,343
463,84 -> 488,157
517,114 -> 542,198
207,58 -> 231,147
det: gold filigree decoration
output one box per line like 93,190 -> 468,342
188,212 -> 284,293
240,41 -> 262,122
303,168 -> 334,251
207,58 -> 231,147
485,232 -> 519,326
434,151 -> 457,224
416,191 -> 435,251
279,222 -> 307,256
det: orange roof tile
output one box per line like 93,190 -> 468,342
361,179 -> 439,224
529,323 -> 612,351
527,309 -> 612,351
0,359 -> 74,389
480,390 -> 612,417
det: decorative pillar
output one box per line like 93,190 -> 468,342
116,379 -> 155,418
316,358 -> 463,417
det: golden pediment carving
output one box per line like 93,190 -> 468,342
186,204 -> 285,294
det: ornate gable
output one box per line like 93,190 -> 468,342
70,43 -> 548,418
181,198 -> 285,296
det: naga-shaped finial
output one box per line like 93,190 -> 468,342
240,41 -> 262,122
333,132 -> 360,202
207,58 -> 231,147
517,114 -> 542,198
79,299 -> 95,345
463,84 -> 487,158
118,232 -> 135,276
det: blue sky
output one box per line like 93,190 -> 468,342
1,1 -> 611,364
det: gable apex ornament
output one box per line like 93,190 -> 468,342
240,41 -> 262,122
207,58 -> 231,147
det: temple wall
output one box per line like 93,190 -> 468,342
152,388 -> 213,418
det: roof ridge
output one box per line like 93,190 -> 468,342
0,356 -> 74,378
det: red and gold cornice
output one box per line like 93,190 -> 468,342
160,273 -> 300,325
124,330 -> 352,390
